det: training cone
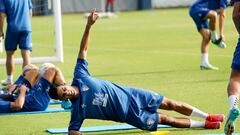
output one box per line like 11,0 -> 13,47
150,131 -> 169,135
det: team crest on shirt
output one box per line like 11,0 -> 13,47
36,83 -> 42,91
82,84 -> 89,91
92,93 -> 108,107
147,117 -> 155,126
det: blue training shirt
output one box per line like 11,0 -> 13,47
191,0 -> 228,10
0,0 -> 32,32
69,59 -> 134,131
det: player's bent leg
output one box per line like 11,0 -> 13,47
40,64 -> 56,84
204,11 -> 217,31
23,65 -> 39,86
159,97 -> 193,116
158,113 -> 190,128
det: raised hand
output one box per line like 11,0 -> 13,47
87,9 -> 99,26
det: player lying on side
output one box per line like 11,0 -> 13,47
48,10 -> 225,135
0,63 -> 66,113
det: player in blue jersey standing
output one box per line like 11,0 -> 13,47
224,0 -> 240,134
0,0 -> 33,85
189,0 -> 228,70
49,10 -> 225,135
0,63 -> 66,113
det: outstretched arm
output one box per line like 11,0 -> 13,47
54,67 -> 66,86
0,12 -> 5,38
232,1 -> 240,34
78,9 -> 99,60
218,8 -> 225,41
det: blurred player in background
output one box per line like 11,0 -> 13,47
224,0 -> 240,134
49,10 -> 225,135
0,0 -> 33,86
105,0 -> 117,18
189,0 -> 228,70
105,0 -> 115,13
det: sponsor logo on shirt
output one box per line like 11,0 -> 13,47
92,93 -> 108,107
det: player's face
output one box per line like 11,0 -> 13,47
57,85 -> 78,100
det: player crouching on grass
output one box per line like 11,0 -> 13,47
0,63 -> 66,113
48,10 -> 225,135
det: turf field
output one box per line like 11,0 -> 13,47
0,7 -> 238,135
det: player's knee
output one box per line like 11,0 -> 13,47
208,11 -> 217,20
39,63 -> 56,76
22,64 -> 39,77
202,33 -> 211,42
42,67 -> 56,78
158,114 -> 174,124
166,99 -> 178,110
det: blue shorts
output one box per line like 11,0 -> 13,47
0,76 -> 32,113
125,88 -> 164,131
5,31 -> 32,51
231,38 -> 240,70
189,6 -> 210,31
0,97 -> 11,113
14,75 -> 32,89
21,77 -> 51,112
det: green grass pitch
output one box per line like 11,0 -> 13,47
0,7 -> 238,135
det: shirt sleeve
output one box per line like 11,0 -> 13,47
68,99 -> 84,132
0,0 -> 6,13
220,0 -> 228,8
0,99 -> 11,113
73,59 -> 91,79
28,0 -> 33,9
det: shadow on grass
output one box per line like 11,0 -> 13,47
85,128 -> 211,135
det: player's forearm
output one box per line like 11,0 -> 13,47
54,67 -> 66,85
10,86 -> 27,111
233,2 -> 240,34
78,24 -> 92,59
219,9 -> 225,36
29,9 -> 32,20
0,13 -> 5,36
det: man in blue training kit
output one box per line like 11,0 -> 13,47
189,0 -> 228,70
224,0 -> 240,134
49,10 -> 225,135
0,0 -> 33,85
0,63 -> 66,113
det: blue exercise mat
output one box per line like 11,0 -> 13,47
49,100 -> 62,104
0,108 -> 70,115
46,124 -> 172,134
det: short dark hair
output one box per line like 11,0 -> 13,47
48,84 -> 59,100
